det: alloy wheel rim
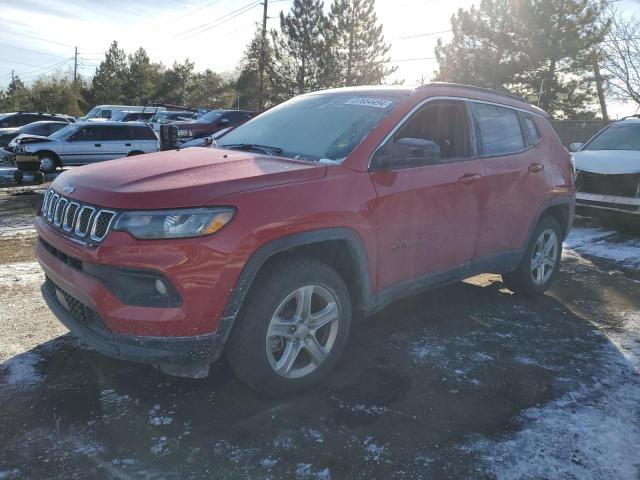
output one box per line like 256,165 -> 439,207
530,228 -> 558,285
39,157 -> 54,172
265,285 -> 340,379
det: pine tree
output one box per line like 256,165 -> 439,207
90,41 -> 128,104
328,0 -> 395,86
270,0 -> 333,99
434,0 -> 608,118
236,26 -> 276,110
126,48 -> 163,105
155,59 -> 195,105
3,76 -> 30,111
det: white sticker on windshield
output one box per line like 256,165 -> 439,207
345,97 -> 393,109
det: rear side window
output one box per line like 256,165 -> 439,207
472,103 -> 525,155
521,113 -> 540,144
102,126 -> 130,141
129,125 -> 157,140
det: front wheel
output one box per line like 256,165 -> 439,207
226,257 -> 352,396
38,153 -> 57,174
502,216 -> 562,296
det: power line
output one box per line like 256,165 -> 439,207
398,29 -> 452,40
174,0 -> 261,39
387,56 -> 436,62
0,56 -> 67,69
152,0 -> 222,29
0,42 -> 71,59
1,28 -> 76,48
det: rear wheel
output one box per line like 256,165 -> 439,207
225,257 -> 352,396
38,152 -> 58,174
502,216 -> 562,296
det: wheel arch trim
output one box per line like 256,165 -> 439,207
220,228 -> 375,322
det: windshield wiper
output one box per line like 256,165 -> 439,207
220,143 -> 283,155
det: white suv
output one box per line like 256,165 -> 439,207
15,122 -> 160,173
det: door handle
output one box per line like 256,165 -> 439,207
94,143 -> 101,147
528,163 -> 545,173
457,173 -> 482,185
125,143 -> 132,146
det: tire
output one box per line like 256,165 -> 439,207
34,171 -> 45,184
502,216 -> 562,296
226,257 -> 352,397
38,152 -> 58,174
127,151 -> 144,157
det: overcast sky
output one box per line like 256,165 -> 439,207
1,0 -> 639,117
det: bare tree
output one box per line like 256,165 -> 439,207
603,10 -> 640,105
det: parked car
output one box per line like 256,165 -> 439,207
35,84 -> 573,396
0,113 -> 74,146
79,105 -> 165,121
159,109 -> 254,150
110,110 -> 155,122
0,121 -> 71,159
178,128 -> 231,149
148,110 -> 200,133
14,121 -> 159,173
572,118 -> 640,224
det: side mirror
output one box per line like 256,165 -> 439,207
569,142 -> 583,152
373,138 -> 441,169
218,118 -> 230,127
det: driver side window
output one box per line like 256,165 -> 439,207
374,100 -> 471,169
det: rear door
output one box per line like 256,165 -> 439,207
471,102 -> 549,260
101,125 -> 131,160
131,125 -> 159,152
62,125 -> 104,163
371,98 -> 485,291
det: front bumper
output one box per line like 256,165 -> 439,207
576,192 -> 640,215
41,274 -> 232,369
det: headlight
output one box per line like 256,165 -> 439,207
177,129 -> 192,137
114,207 -> 235,239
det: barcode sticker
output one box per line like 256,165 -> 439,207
344,97 -> 394,108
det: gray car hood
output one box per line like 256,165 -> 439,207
574,150 -> 640,174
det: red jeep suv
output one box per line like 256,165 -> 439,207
36,84 -> 574,396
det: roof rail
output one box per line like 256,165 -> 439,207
620,114 -> 640,120
418,82 -> 530,104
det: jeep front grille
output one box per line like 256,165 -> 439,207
41,188 -> 117,244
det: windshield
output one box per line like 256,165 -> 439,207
584,124 -> 640,151
218,92 -> 404,161
83,107 -> 101,119
197,110 -> 223,123
49,124 -> 79,140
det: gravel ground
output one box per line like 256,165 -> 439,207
0,190 -> 639,479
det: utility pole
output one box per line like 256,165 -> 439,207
591,49 -> 609,123
73,46 -> 78,84
258,0 -> 268,111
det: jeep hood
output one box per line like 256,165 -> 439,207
574,150 -> 640,174
51,147 -> 326,209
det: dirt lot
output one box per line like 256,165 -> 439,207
1,182 -> 639,479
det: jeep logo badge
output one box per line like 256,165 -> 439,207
63,184 -> 75,194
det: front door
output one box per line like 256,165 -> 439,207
62,125 -> 103,164
370,99 -> 485,292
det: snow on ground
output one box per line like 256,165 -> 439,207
564,227 -> 640,270
0,261 -> 42,286
465,228 -> 640,480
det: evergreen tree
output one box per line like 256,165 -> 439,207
156,59 -> 195,105
187,69 -> 236,108
2,76 -> 30,111
236,26 -> 276,110
270,0 -> 332,100
434,0 -> 608,118
126,48 -> 163,105
90,41 -> 128,104
328,0 -> 395,86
